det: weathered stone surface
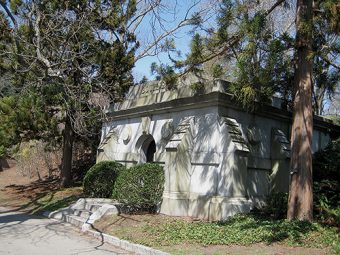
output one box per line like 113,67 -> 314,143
46,198 -> 120,231
97,80 -> 338,221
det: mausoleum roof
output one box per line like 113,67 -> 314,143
112,79 -> 229,111
105,79 -> 340,136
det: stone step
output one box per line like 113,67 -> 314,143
82,198 -> 117,204
73,209 -> 92,218
65,215 -> 86,228
85,203 -> 103,212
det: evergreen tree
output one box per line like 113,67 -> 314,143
1,0 -> 205,186
287,0 -> 314,221
161,0 -> 338,221
1,0 -> 138,186
312,0 -> 339,115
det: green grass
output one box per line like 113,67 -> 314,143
100,213 -> 339,254
150,214 -> 338,247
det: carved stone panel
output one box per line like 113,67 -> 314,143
121,126 -> 132,144
247,125 -> 261,145
141,116 -> 151,134
161,121 -> 174,140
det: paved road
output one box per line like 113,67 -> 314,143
0,207 -> 132,255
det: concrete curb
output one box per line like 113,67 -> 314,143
86,229 -> 169,255
43,210 -> 169,255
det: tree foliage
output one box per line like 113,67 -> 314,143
150,0 -> 338,221
0,92 -> 58,156
1,0 -> 139,186
312,0 -> 340,115
153,0 -> 338,113
1,0 -> 210,186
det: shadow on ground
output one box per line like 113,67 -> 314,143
1,177 -> 83,215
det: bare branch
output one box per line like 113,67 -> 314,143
31,2 -> 60,77
320,55 -> 340,70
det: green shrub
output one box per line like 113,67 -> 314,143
112,163 -> 164,213
0,145 -> 5,157
83,161 -> 124,198
263,192 -> 288,219
313,137 -> 340,226
314,181 -> 340,226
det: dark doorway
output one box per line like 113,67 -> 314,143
146,140 -> 156,162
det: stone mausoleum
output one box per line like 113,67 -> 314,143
97,79 -> 339,221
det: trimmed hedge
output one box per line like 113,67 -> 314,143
83,161 -> 124,198
112,163 -> 164,213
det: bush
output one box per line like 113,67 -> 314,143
313,137 -> 340,182
313,137 -> 340,226
112,163 -> 164,213
263,192 -> 288,219
0,145 -> 5,157
83,161 -> 124,198
314,181 -> 340,226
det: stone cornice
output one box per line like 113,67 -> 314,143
106,91 -> 340,135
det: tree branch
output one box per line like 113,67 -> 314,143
31,2 -> 60,77
320,55 -> 340,70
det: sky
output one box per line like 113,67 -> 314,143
131,0 -> 296,82
131,0 -> 218,82
133,31 -> 191,82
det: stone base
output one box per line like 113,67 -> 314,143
248,196 -> 267,210
160,192 -> 251,221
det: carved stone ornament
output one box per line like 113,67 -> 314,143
141,116 -> 151,134
161,121 -> 174,140
121,126 -> 132,144
247,125 -> 261,145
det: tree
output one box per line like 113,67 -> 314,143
0,0 -> 139,187
156,0 -> 294,110
287,0 -> 339,221
287,0 -> 314,221
0,92 -> 57,154
0,0 -> 209,187
312,0 -> 339,115
155,0 -> 338,221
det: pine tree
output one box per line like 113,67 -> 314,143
1,0 -> 138,187
1,0 -> 206,186
312,0 -> 339,115
180,0 -> 338,221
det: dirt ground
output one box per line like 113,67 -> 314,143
0,160 -> 61,211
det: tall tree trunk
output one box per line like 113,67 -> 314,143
287,0 -> 313,221
61,116 -> 74,187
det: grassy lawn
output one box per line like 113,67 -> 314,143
94,213 -> 340,255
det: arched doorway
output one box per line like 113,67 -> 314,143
135,134 -> 156,163
145,139 -> 156,162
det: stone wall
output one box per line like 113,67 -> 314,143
97,80 -> 338,221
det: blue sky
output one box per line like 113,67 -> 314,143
132,0 -> 217,82
133,31 -> 191,81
